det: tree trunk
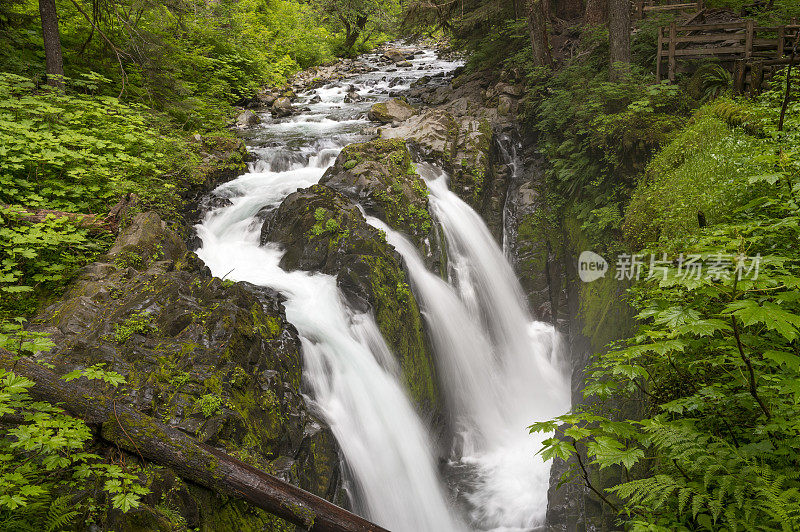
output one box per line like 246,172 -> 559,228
38,0 -> 64,86
1,204 -> 116,233
343,14 -> 368,51
584,0 -> 608,25
0,351 -> 388,532
608,0 -> 631,80
527,0 -> 553,68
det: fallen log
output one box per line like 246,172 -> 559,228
0,351 -> 388,532
1,203 -> 116,233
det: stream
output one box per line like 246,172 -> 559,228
195,46 -> 570,532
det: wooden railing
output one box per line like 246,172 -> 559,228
656,21 -> 800,83
634,0 -> 703,20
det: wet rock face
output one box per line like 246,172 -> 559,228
367,98 -> 416,124
271,97 -> 293,117
33,213 -> 341,530
262,184 -> 440,415
377,72 -> 526,242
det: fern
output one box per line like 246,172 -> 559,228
44,496 -> 78,532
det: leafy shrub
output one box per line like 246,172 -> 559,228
0,364 -> 150,529
534,70 -> 800,531
0,73 -> 193,318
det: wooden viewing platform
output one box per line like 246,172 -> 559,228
656,20 -> 800,91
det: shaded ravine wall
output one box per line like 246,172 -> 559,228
502,132 -> 639,531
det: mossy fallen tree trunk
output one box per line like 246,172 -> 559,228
0,203 -> 116,233
0,351 -> 388,532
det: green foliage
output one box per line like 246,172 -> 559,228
523,55 -> 692,211
113,312 -> 156,344
194,393 -> 223,418
0,0 -> 337,129
535,72 -> 800,531
63,364 -> 126,388
313,0 -> 399,54
0,365 -> 150,530
0,73 -> 196,319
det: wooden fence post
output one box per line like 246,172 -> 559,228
668,22 -> 677,82
745,19 -> 754,59
750,60 -> 764,96
778,26 -> 785,58
697,0 -> 703,11
656,27 -> 663,81
734,59 -> 746,95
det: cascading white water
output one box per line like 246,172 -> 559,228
371,164 -> 570,530
195,48 -> 464,532
195,45 -> 569,532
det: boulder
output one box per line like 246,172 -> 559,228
343,90 -> 362,103
497,94 -> 516,116
271,97 -> 293,117
367,98 -> 416,124
320,139 -> 435,252
396,60 -> 413,68
495,82 -> 524,97
236,109 -> 260,127
108,212 -> 188,267
383,49 -> 406,63
257,90 -> 278,106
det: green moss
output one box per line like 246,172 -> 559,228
283,502 -> 315,529
360,254 -> 438,410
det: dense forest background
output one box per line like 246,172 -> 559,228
1,0 -> 800,530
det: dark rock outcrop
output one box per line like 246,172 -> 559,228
261,182 -> 439,415
320,139 -> 436,259
32,212 -> 341,530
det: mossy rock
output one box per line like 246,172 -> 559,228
262,184 -> 439,413
32,212 -> 339,530
320,139 -> 435,257
367,98 -> 416,123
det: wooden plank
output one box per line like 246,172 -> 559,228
643,3 -> 697,12
734,59 -> 746,94
745,20 -> 754,58
672,46 -> 747,56
673,33 -> 745,43
750,60 -> 764,96
678,22 -> 747,32
753,39 -> 779,47
669,22 -> 677,82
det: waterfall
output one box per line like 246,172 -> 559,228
371,164 -> 571,530
194,44 -> 568,532
195,47 -> 464,532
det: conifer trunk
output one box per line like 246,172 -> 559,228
38,0 -> 64,86
584,0 -> 608,25
527,0 -> 553,68
608,0 -> 631,80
